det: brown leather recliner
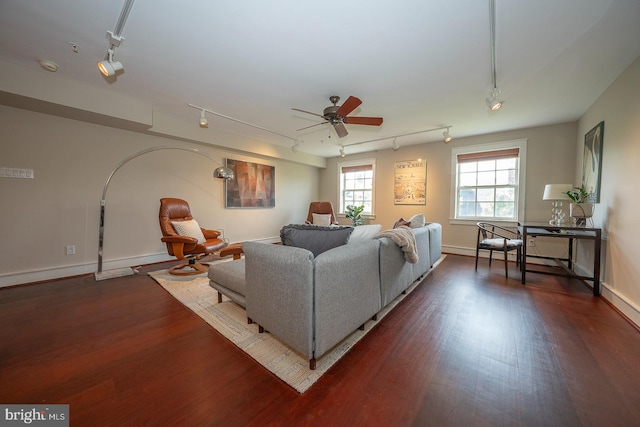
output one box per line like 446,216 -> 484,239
305,201 -> 339,225
159,198 -> 227,276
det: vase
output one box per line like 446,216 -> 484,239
569,203 -> 594,218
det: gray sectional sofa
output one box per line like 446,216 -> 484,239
208,221 -> 442,369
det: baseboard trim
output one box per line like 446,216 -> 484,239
0,253 -> 173,288
0,236 -> 282,288
600,282 -> 640,330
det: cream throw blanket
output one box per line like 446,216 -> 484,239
376,226 -> 418,264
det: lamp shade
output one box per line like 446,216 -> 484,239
543,184 -> 572,200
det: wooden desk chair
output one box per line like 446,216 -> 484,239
475,222 -> 523,278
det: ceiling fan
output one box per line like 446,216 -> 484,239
292,95 -> 383,138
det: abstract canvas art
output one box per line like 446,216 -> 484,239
224,159 -> 275,208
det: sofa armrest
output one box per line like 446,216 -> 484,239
313,239 -> 382,357
243,241 -> 316,359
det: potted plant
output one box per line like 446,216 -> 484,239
564,186 -> 594,224
345,204 -> 365,226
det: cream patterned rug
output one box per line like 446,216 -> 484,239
149,256 -> 444,393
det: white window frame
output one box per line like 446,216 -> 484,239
337,158 -> 376,217
450,139 -> 527,225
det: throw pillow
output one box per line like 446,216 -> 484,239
280,224 -> 353,257
393,218 -> 411,228
312,213 -> 332,226
171,219 -> 206,244
408,213 -> 426,228
347,224 -> 383,244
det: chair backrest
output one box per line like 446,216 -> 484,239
306,201 -> 337,224
477,221 -> 521,242
159,198 -> 194,237
477,222 -> 493,241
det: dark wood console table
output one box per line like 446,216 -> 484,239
519,223 -> 601,296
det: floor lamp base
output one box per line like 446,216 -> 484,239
95,267 -> 135,281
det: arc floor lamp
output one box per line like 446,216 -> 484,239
95,146 -> 234,281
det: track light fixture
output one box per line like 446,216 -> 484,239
339,147 -> 346,158
97,48 -> 124,77
443,127 -> 453,143
342,125 -> 453,149
187,104 -> 298,144
486,87 -> 503,111
98,0 -> 135,77
199,109 -> 208,128
486,0 -> 504,112
291,140 -> 300,153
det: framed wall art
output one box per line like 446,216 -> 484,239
224,159 -> 275,208
582,121 -> 604,203
394,159 -> 426,205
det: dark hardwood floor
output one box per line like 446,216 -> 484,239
2,255 -> 640,426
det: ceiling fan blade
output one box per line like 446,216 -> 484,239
343,116 -> 384,126
333,122 -> 348,138
335,96 -> 362,117
296,122 -> 328,131
291,108 -> 325,119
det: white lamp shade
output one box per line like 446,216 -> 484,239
543,184 -> 572,200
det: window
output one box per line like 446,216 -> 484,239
451,140 -> 527,222
337,159 -> 376,215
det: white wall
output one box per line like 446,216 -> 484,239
576,56 -> 640,325
0,105 -> 320,286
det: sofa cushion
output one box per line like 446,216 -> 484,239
408,213 -> 426,228
280,224 -> 353,257
347,224 -> 383,244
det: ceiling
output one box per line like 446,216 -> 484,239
1,0 -> 639,159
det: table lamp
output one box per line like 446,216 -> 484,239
543,184 -> 572,225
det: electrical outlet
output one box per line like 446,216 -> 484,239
527,237 -> 535,247
65,245 -> 76,255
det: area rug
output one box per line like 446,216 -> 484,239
148,255 -> 445,393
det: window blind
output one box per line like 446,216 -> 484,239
457,148 -> 519,163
